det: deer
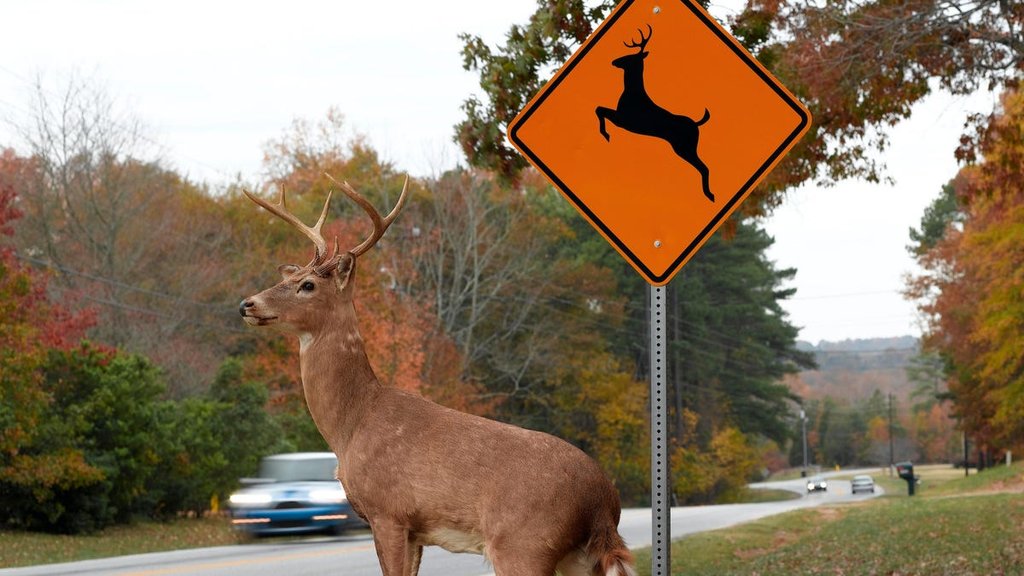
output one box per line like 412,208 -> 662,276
596,24 -> 715,202
238,176 -> 637,576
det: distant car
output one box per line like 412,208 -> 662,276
806,475 -> 828,492
228,452 -> 366,536
850,474 -> 876,494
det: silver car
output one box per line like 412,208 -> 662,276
850,474 -> 876,494
228,452 -> 366,536
806,475 -> 828,492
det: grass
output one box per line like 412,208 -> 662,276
739,488 -> 801,503
635,463 -> 1024,576
0,517 -> 242,569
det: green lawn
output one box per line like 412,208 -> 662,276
635,463 -> 1024,576
0,517 -> 242,569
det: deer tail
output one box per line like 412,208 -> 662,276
695,108 -> 711,126
588,525 -> 637,576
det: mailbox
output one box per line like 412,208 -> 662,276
895,461 -> 917,495
895,461 -> 913,479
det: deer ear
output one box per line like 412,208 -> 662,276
333,253 -> 356,292
278,264 -> 301,279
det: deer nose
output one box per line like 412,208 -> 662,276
239,299 -> 255,317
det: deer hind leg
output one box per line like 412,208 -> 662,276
672,142 -> 714,202
596,107 -> 616,141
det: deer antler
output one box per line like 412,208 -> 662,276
624,24 -> 652,51
324,173 -> 410,257
243,187 -> 333,265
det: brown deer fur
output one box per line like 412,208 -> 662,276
240,181 -> 636,576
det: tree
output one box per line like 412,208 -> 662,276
0,176 -> 99,532
908,182 -> 965,257
409,169 -> 589,394
43,347 -> 170,526
668,219 -> 815,446
5,76 -> 245,394
456,0 -> 616,184
906,88 -> 1024,456
154,358 -> 289,516
759,0 -> 1021,183
906,350 -> 952,412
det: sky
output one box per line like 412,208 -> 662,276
0,0 -> 1000,345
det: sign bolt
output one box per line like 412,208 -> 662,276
654,240 -> 662,248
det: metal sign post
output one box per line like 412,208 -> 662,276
649,285 -> 670,574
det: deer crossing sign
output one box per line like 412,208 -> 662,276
508,0 -> 811,286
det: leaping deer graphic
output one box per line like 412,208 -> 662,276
596,24 -> 714,202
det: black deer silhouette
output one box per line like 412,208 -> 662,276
596,24 -> 714,202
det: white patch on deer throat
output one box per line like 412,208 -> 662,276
423,528 -> 486,555
299,333 -> 314,352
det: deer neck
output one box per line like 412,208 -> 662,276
297,302 -> 380,456
622,64 -> 646,92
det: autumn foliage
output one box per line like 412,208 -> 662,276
907,88 -> 1024,460
0,175 -> 99,510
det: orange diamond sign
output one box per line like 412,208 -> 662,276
508,0 -> 811,286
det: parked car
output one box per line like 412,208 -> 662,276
228,452 -> 366,536
850,474 -> 875,494
806,475 -> 828,492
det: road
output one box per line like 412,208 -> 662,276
1,471 -> 881,576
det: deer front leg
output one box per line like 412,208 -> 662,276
596,106 -> 616,141
371,520 -> 419,576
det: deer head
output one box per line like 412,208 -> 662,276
612,24 -> 652,69
238,175 -> 409,336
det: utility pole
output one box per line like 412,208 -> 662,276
963,431 -> 969,478
888,393 -> 895,476
800,409 -> 808,476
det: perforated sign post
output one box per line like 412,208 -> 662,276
507,0 -> 810,573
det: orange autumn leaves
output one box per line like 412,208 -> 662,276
907,89 -> 1024,454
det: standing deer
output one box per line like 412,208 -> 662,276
596,24 -> 714,202
239,176 -> 636,576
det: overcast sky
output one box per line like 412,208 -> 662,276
0,0 -> 999,344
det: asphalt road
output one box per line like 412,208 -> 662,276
1,470 -> 882,576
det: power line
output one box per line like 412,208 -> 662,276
494,292 -> 801,378
505,289 -> 813,371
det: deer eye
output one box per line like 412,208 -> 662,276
300,281 -> 316,292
